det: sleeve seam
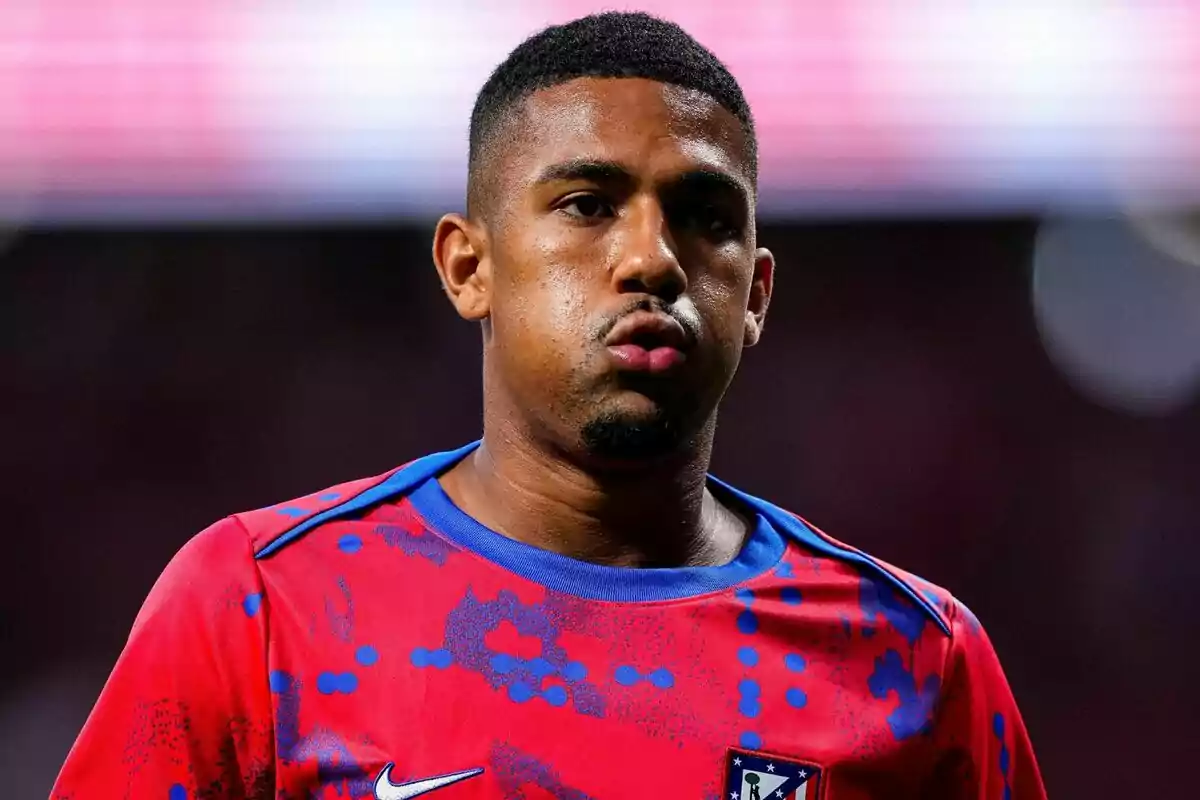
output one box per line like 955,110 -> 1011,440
941,595 -> 963,687
932,594 -> 963,730
228,514 -> 276,795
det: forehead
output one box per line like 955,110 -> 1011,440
503,77 -> 753,189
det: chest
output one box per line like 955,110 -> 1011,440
258,552 -> 948,799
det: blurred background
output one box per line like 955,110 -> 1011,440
2,1 -> 1198,796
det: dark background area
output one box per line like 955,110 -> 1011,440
2,220 -> 1197,797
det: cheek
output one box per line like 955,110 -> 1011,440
692,262 -> 752,347
492,258 -> 594,376
537,268 -> 592,331
497,224 -> 594,324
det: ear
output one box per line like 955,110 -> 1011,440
432,213 -> 491,321
744,247 -> 774,347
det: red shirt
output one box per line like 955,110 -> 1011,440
53,442 -> 1045,799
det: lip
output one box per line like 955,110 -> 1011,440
605,311 -> 691,351
604,311 -> 691,374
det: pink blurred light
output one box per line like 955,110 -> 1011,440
0,0 -> 1197,215
0,1 -> 241,193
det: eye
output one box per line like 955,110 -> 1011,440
679,202 -> 740,239
558,193 -> 614,220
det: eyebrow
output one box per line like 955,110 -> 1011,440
672,169 -> 751,206
533,159 -> 635,187
533,158 -> 751,206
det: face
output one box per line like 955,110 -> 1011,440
435,77 -> 773,463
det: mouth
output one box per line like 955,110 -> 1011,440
604,311 -> 691,375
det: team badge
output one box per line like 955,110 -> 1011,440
724,748 -> 822,800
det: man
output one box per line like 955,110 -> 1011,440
54,12 -> 1045,800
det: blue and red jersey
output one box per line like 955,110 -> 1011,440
53,442 -> 1045,799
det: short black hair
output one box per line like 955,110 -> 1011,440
466,11 -> 756,217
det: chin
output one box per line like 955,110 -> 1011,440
579,407 -> 687,462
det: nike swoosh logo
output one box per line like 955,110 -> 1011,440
374,763 -> 484,800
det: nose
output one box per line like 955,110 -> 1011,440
610,197 -> 687,301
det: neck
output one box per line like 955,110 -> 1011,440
438,417 -> 747,568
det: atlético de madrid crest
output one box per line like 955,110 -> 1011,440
724,748 -> 822,800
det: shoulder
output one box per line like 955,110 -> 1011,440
839,532 -> 984,642
136,466 -> 413,621
716,473 -> 963,637
130,516 -> 267,649
144,516 -> 255,605
233,443 -> 479,559
805,512 -> 963,633
733,478 -> 961,639
233,464 -> 409,557
138,461 -> 413,634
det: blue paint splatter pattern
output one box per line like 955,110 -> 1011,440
355,645 -> 379,667
958,599 -> 984,637
727,582 -> 816,755
490,743 -> 598,800
860,577 -> 927,646
324,577 -> 355,642
373,523 -> 456,566
426,589 -> 607,716
269,671 -> 302,761
292,729 -> 372,798
316,672 -> 358,695
867,649 -> 940,741
994,713 -> 1013,800
615,664 -> 675,689
241,593 -> 262,618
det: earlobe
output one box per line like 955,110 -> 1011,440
432,213 -> 492,321
744,247 -> 774,347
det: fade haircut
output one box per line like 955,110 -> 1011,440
466,11 -> 757,218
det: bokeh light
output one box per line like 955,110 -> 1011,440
1032,214 -> 1200,415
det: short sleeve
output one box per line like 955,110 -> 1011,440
922,601 -> 1047,799
51,518 -> 275,799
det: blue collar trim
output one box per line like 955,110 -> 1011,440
254,441 -> 949,631
406,473 -> 784,602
